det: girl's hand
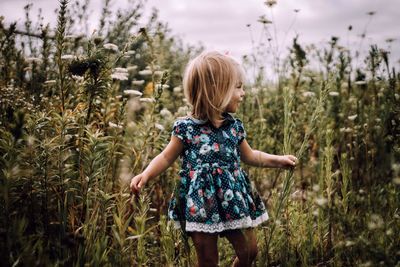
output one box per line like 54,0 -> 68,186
130,173 -> 149,194
279,155 -> 298,169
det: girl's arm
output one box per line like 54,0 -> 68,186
130,136 -> 183,193
239,139 -> 297,169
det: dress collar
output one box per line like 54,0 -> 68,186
188,113 -> 235,125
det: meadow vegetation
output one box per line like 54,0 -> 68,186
0,1 -> 399,266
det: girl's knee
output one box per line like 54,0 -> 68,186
237,243 -> 257,262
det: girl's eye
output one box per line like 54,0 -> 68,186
236,82 -> 243,88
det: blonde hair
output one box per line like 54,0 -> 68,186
183,51 -> 244,126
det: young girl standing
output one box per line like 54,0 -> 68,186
130,51 -> 297,267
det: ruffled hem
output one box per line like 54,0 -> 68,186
172,212 -> 269,233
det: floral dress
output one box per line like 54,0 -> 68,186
168,113 -> 269,233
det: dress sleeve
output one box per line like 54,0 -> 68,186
236,119 -> 247,144
171,120 -> 186,142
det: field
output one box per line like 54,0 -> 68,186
0,1 -> 399,266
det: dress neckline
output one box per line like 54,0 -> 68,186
188,113 -> 235,128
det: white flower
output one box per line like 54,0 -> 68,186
155,123 -> 164,131
354,80 -> 367,85
199,144 -> 211,155
302,91 -> 315,97
139,97 -> 156,103
131,80 -> 145,86
154,70 -> 164,76
199,208 -> 206,218
138,69 -> 152,76
160,108 -> 172,118
348,114 -> 357,121
111,68 -> 129,80
103,43 -> 119,52
173,86 -> 182,93
155,83 -> 170,90
222,201 -> 229,209
211,214 -> 220,222
329,91 -> 339,96
224,189 -> 234,201
111,72 -> 128,80
61,54 -> 75,60
123,90 -> 142,97
108,122 -> 123,129
392,177 -> 400,185
315,197 -> 328,207
114,67 -> 128,73
126,50 -> 135,55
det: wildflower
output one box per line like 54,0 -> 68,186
103,43 -> 119,52
108,121 -> 123,129
111,68 -> 129,80
139,97 -> 155,103
72,75 -> 84,82
354,80 -> 367,85
173,86 -> 182,93
392,178 -> 400,185
155,123 -> 164,131
123,89 -> 142,97
367,214 -> 383,230
126,50 -> 135,55
61,54 -> 74,60
347,114 -> 357,121
160,108 -> 172,118
315,197 -> 328,207
114,67 -> 128,73
312,209 -> 319,216
132,80 -> 145,85
155,83 -> 170,90
264,0 -> 277,7
328,91 -> 339,97
111,72 -> 128,80
312,184 -> 320,192
302,91 -> 315,97
345,240 -> 355,247
138,69 -> 152,76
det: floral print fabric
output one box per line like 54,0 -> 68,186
168,114 -> 268,233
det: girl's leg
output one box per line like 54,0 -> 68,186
223,229 -> 258,267
190,232 -> 219,267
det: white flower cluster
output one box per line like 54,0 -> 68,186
111,68 -> 129,81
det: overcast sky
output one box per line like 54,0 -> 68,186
1,0 -> 399,69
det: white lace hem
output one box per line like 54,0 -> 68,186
172,212 -> 269,233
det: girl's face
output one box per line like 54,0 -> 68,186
225,82 -> 245,113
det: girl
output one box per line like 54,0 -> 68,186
130,51 -> 297,267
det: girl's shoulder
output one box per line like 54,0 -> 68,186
174,116 -> 207,126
